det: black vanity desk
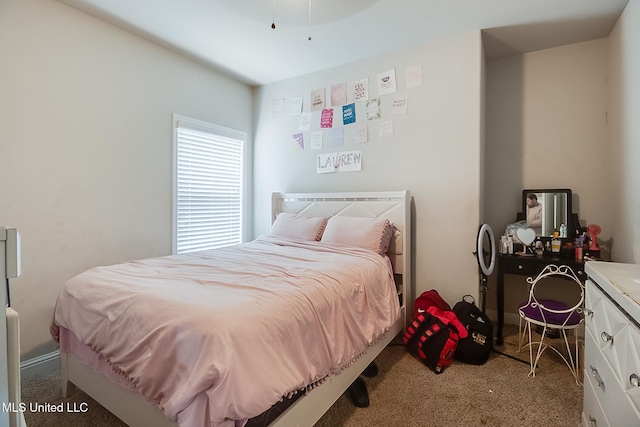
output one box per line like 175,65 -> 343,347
495,253 -> 586,345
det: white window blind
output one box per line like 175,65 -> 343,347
174,116 -> 245,254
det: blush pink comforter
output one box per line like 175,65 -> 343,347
51,235 -> 400,427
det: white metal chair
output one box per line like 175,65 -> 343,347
518,264 -> 584,384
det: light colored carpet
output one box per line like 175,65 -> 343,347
21,325 -> 583,426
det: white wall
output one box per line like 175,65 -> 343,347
608,0 -> 640,263
0,0 -> 253,359
484,39 -> 611,313
253,31 -> 484,307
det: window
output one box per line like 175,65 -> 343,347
173,114 -> 246,254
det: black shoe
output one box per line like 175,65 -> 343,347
362,361 -> 378,378
347,377 -> 369,408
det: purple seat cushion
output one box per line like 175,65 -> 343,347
519,299 -> 582,326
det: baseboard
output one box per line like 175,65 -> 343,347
20,350 -> 60,382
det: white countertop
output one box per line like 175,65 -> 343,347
585,261 -> 640,322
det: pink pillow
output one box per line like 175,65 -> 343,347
321,216 -> 394,255
270,212 -> 327,241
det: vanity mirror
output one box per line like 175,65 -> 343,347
520,189 -> 572,238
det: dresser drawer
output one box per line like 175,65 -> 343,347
585,281 -> 635,382
586,281 -> 640,417
584,330 -> 640,426
583,367 -> 610,427
501,258 -> 585,278
502,259 -> 538,276
618,317 -> 640,416
583,262 -> 640,427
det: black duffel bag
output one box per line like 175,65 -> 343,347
452,295 -> 493,365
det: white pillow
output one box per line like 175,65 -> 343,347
270,212 -> 327,241
321,216 -> 394,255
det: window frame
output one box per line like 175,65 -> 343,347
172,113 -> 248,254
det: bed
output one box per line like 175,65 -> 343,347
50,190 -> 412,427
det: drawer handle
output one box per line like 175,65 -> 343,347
584,308 -> 593,317
590,365 -> 605,391
631,374 -> 640,388
600,332 -> 613,343
518,264 -> 523,270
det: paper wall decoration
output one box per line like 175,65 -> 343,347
317,150 -> 362,174
291,97 -> 303,115
310,131 -> 323,150
320,108 -> 334,128
311,88 -> 325,111
406,64 -> 423,88
331,82 -> 347,106
352,78 -> 369,102
331,127 -> 344,147
342,103 -> 356,125
298,112 -> 312,130
292,133 -> 304,150
354,123 -> 368,143
377,69 -> 397,96
392,93 -> 408,115
379,120 -> 393,138
272,98 -> 284,118
366,98 -> 381,120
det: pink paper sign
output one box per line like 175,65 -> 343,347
321,109 -> 334,128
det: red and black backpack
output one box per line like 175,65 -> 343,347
404,290 -> 468,374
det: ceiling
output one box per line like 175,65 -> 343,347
58,0 -> 629,87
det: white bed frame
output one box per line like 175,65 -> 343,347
61,190 -> 412,427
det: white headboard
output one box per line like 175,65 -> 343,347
272,191 -> 412,319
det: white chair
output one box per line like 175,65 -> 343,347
518,264 -> 584,384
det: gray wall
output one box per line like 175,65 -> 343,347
252,31 -> 484,308
484,39 -> 611,316
608,0 -> 640,264
483,0 -> 640,317
0,0 -> 253,358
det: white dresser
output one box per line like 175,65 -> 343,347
583,261 -> 640,426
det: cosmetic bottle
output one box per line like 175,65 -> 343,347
534,237 -> 543,256
559,224 -> 567,238
500,236 -> 507,254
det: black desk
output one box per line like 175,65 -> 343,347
495,253 -> 586,345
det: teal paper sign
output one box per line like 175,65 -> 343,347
342,103 -> 356,125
